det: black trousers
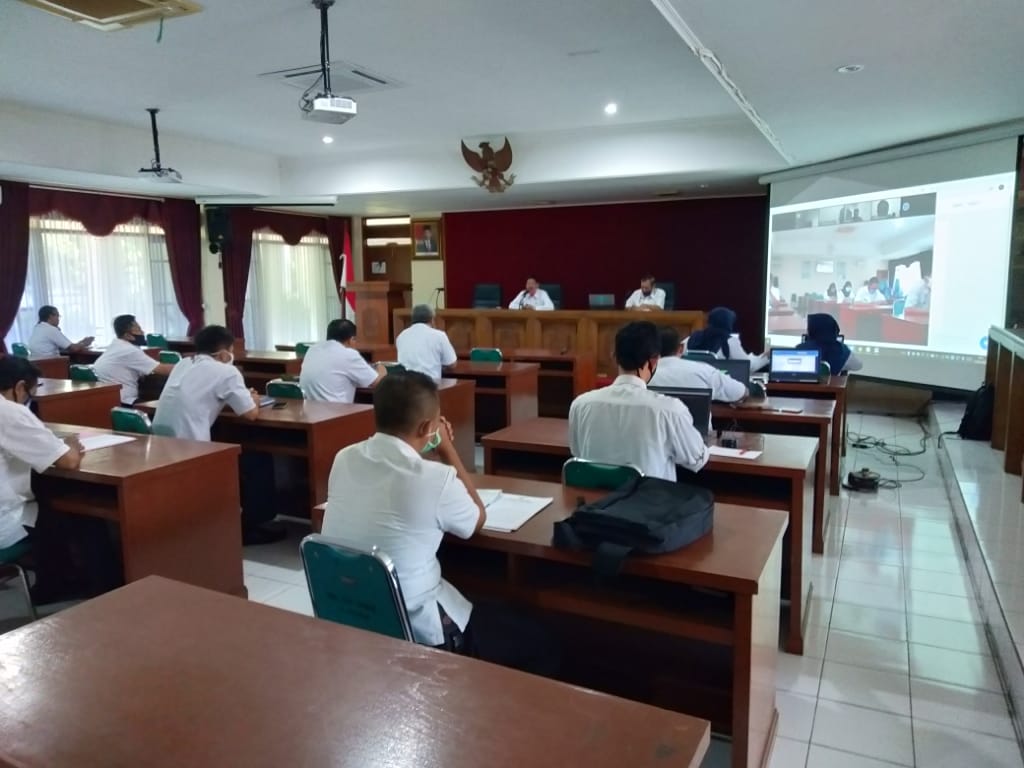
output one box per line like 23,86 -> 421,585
238,452 -> 277,530
441,602 -> 560,677
28,511 -> 122,601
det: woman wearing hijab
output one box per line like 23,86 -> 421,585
684,307 -> 770,372
826,283 -> 838,301
796,313 -> 862,374
841,281 -> 854,303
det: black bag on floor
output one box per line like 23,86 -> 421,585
553,476 -> 714,576
958,383 -> 995,441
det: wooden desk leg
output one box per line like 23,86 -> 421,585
733,542 -> 781,768
830,400 -> 843,494
785,475 -> 810,655
993,346 -> 1011,451
812,434 -> 827,554
1004,354 -> 1024,475
483,446 -> 495,474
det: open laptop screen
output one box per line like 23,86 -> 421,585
769,349 -> 820,382
648,386 -> 712,437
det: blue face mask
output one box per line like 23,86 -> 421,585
420,429 -> 441,454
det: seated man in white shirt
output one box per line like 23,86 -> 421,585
508,277 -> 555,311
27,305 -> 94,357
322,371 -> 558,675
568,321 -> 709,481
906,275 -> 931,309
624,273 -> 666,311
395,304 -> 457,381
650,326 -> 748,404
300,319 -> 386,402
152,324 -> 283,546
93,315 -> 174,405
854,277 -> 887,304
1,356 -> 119,601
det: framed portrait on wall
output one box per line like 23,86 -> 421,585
411,218 -> 442,260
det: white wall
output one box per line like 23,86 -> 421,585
411,261 -> 446,309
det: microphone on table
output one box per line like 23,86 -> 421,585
432,287 -> 444,310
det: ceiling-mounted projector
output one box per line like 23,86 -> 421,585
300,0 -> 357,125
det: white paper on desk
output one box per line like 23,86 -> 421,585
482,494 -> 552,533
708,446 -> 762,460
478,489 -> 504,507
80,434 -> 137,451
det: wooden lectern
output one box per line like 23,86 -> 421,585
345,282 -> 412,344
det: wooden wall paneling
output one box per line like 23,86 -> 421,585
993,345 -> 1012,450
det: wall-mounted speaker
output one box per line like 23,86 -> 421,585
205,206 -> 231,255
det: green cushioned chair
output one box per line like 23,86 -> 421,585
11,343 -> 29,358
562,457 -> 643,491
469,347 -> 503,363
267,378 -> 304,399
819,361 -> 832,380
683,351 -> 716,361
295,342 -> 314,358
145,333 -> 169,350
381,362 -> 406,375
158,351 -> 182,364
70,364 -> 98,382
0,538 -> 37,622
301,534 -> 413,641
111,407 -> 152,435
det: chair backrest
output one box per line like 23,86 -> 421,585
469,347 -> 503,362
158,350 -> 182,364
110,407 -> 152,435
300,534 -> 413,641
588,293 -> 616,309
660,282 -> 676,311
267,378 -> 304,399
145,333 -> 169,350
683,350 -> 716,361
819,361 -> 832,378
540,283 -> 562,309
472,283 -> 502,309
69,364 -> 98,382
11,343 -> 29,358
381,362 -> 407,375
562,457 -> 643,490
295,342 -> 314,358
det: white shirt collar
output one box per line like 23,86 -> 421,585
612,374 -> 648,389
371,432 -> 423,461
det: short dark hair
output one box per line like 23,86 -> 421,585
326,319 -> 357,343
38,306 -> 58,323
615,321 -> 660,371
113,314 -> 137,338
658,326 -> 681,358
641,273 -> 656,283
373,371 -> 439,434
194,325 -> 235,355
868,276 -> 879,285
410,305 -> 434,325
0,356 -> 41,392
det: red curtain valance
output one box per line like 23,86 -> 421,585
242,209 -> 329,245
28,187 -> 163,237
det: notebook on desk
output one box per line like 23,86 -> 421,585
478,491 -> 552,533
259,396 -> 276,408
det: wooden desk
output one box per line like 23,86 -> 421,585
165,337 -> 197,354
443,475 -> 783,768
26,354 -> 69,379
394,308 -> 705,376
765,375 -> 848,495
356,378 -> 477,469
458,348 -> 597,418
234,350 -> 302,391
481,417 -> 815,654
35,426 -> 243,595
445,360 -> 539,439
0,576 -> 709,768
988,326 -> 1024,479
68,347 -> 162,365
33,378 -> 121,429
136,400 -> 375,517
275,342 -> 399,363
714,397 -> 834,553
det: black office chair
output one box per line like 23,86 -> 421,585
472,283 -> 502,309
660,282 -> 676,310
540,283 -> 562,309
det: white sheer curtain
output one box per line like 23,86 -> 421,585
242,229 -> 341,350
3,213 -> 188,349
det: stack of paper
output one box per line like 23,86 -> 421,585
708,446 -> 762,460
477,490 -> 552,533
80,434 -> 137,451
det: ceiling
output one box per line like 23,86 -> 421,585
0,0 -> 1021,214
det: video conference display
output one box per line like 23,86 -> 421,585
765,171 -> 1016,390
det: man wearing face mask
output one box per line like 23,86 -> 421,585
93,315 -> 175,406
322,371 -> 559,676
151,325 -> 283,545
568,321 -> 709,480
624,273 -> 665,311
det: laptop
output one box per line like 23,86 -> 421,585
649,386 -> 712,437
588,293 -> 615,309
705,358 -> 751,388
768,348 -> 820,384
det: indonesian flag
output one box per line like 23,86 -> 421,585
340,226 -> 356,315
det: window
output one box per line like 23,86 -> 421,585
4,213 -> 188,349
242,230 -> 341,350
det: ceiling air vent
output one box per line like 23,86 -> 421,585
259,60 -> 401,96
19,0 -> 202,30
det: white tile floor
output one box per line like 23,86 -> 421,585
237,408 -> 1024,767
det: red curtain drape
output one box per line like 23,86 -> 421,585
28,187 -> 162,236
162,199 -> 204,335
0,181 -> 30,354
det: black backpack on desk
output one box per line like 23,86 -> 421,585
553,476 -> 714,576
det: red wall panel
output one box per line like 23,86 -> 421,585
443,196 -> 769,346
